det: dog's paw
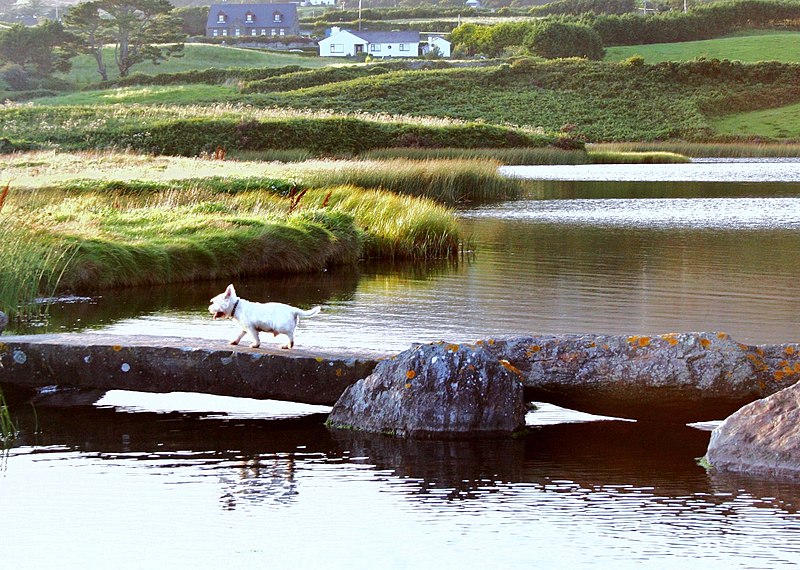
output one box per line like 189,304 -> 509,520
229,340 -> 239,346
250,343 -> 261,349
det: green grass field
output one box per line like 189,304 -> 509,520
710,100 -> 800,139
605,31 -> 800,64
60,43 -> 334,86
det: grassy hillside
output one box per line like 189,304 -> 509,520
710,100 -> 800,139
59,43 -> 333,87
605,31 -> 800,64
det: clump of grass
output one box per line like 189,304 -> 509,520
289,158 -> 524,204
587,151 -> 691,164
0,388 -> 18,445
4,169 -> 464,293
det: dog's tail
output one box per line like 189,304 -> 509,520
297,306 -> 321,319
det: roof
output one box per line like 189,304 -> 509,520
206,3 -> 298,28
331,30 -> 420,44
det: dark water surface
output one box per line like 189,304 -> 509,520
4,161 -> 800,568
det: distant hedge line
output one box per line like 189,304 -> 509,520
452,0 -> 800,56
64,117 -> 567,155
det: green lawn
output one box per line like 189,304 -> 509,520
711,100 -> 800,139
60,43 -> 333,87
605,31 -> 800,63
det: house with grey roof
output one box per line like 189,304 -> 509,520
206,3 -> 299,39
318,27 -> 422,58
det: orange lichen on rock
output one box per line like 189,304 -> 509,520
499,359 -> 523,378
700,338 -> 711,348
638,337 -> 651,348
406,369 -> 416,380
716,332 -> 729,340
786,346 -> 796,355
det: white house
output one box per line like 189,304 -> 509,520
318,27 -> 421,58
424,36 -> 451,58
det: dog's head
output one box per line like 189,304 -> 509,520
209,284 -> 238,320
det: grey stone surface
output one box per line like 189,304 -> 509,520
0,333 -> 386,405
483,332 -> 800,423
327,341 -> 527,437
704,381 -> 800,478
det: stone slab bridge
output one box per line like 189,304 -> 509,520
1,331 -> 799,423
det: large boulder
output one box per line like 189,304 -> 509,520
484,333 -> 800,423
327,341 -> 527,438
704,381 -> 800,478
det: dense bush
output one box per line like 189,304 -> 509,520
530,0 -> 636,16
523,21 -> 605,60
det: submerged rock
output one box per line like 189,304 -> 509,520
327,342 -> 527,438
704,381 -> 800,478
484,332 -> 800,423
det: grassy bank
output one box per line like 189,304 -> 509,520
362,147 -> 690,164
1,152 -> 514,312
591,141 -> 800,158
0,102 -> 563,156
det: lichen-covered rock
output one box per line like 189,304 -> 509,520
483,333 -> 800,423
327,342 -> 527,438
704,381 -> 800,478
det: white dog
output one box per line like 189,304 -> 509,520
209,284 -> 320,349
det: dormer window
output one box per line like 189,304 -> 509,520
245,11 -> 255,23
273,11 -> 283,22
216,12 -> 226,23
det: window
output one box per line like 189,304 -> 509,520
234,28 -> 240,36
216,12 -> 226,23
330,44 -> 343,53
222,29 -> 227,36
273,12 -> 283,22
212,29 -> 219,37
399,43 -> 409,52
251,29 -> 257,36
279,28 -> 285,36
370,44 -> 380,52
260,29 -> 266,35
245,12 -> 255,23
271,29 -> 277,36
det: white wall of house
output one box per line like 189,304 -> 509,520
318,29 -> 366,57
318,28 -> 420,58
428,37 -> 451,58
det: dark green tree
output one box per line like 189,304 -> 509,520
0,20 -> 79,77
64,1 -> 110,81
65,0 -> 184,79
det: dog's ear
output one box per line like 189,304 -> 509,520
225,284 -> 235,298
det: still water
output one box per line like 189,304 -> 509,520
4,161 -> 800,568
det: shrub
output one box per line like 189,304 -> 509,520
524,21 -> 605,60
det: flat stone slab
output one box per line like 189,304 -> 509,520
0,333 -> 389,406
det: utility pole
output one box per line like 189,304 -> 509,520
358,0 -> 362,31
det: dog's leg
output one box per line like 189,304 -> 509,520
282,330 -> 295,350
247,327 -> 261,348
230,330 -> 247,346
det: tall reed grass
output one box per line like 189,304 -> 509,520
0,388 -> 17,445
591,141 -> 800,158
0,186 -> 77,320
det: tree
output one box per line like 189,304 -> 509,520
64,1 -> 110,81
0,20 -> 79,77
523,21 -> 605,61
65,0 -> 184,80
